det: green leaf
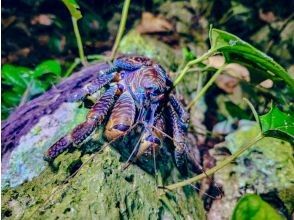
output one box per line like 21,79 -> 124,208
232,194 -> 284,220
1,64 -> 31,88
225,101 -> 250,119
230,2 -> 250,15
259,105 -> 294,144
2,91 -> 22,106
62,0 -> 82,20
182,47 -> 196,62
33,60 -> 62,78
209,28 -> 294,88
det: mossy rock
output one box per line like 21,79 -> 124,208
2,145 -> 205,220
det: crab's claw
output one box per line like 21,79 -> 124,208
105,91 -> 136,141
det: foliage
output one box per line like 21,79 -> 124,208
209,28 -> 294,88
232,194 -> 284,220
259,105 -> 294,144
62,0 -> 82,20
1,60 -> 62,119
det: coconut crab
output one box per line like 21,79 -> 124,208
44,55 -> 190,173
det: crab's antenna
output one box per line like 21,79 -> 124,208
28,121 -> 140,219
150,124 -> 174,142
137,106 -> 146,122
188,149 -> 224,199
189,183 -> 219,200
122,133 -> 144,170
153,147 -> 157,175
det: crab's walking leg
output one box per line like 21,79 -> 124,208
105,91 -> 136,140
168,104 -> 188,175
67,72 -> 118,102
45,85 -> 119,161
169,94 -> 189,124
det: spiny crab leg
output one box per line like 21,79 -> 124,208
67,72 -> 117,102
167,103 -> 188,175
44,85 -> 120,161
169,94 -> 190,124
99,66 -> 118,75
113,56 -> 149,70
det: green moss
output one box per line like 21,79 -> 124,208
226,125 -> 293,198
2,148 -> 205,220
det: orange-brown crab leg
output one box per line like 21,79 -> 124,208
44,85 -> 120,161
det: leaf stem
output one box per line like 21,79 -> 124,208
187,65 -> 225,109
243,98 -> 262,132
174,50 -> 215,86
19,81 -> 33,106
110,0 -> 131,61
72,17 -> 87,66
64,58 -> 81,78
164,133 -> 264,190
